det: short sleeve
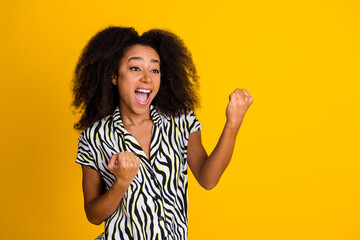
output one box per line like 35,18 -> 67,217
75,131 -> 98,171
186,109 -> 203,135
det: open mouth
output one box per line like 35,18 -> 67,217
134,88 -> 152,105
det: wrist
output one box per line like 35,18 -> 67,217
225,119 -> 242,131
112,178 -> 130,190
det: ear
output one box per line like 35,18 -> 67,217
112,76 -> 118,85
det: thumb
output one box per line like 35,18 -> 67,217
108,154 -> 118,171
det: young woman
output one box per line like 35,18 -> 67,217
73,26 -> 253,240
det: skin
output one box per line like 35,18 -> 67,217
81,44 -> 253,225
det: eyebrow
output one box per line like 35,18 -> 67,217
128,57 -> 160,64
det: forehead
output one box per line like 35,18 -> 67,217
122,44 -> 160,61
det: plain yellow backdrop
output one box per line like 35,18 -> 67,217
1,0 -> 359,239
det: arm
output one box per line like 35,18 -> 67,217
82,151 -> 140,225
187,88 -> 253,190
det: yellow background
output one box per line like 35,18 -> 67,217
1,0 -> 359,239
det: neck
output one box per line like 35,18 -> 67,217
119,105 -> 152,127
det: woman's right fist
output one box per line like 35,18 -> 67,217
108,151 -> 140,188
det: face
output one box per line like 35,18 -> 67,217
112,44 -> 161,117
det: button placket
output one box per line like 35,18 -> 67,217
147,115 -> 171,239
149,169 -> 169,237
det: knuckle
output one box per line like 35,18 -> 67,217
108,165 -> 114,171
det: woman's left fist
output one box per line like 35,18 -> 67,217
226,88 -> 253,128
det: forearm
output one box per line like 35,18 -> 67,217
198,121 -> 241,189
85,180 -> 128,225
187,88 -> 252,190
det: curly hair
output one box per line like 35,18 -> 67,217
72,26 -> 200,130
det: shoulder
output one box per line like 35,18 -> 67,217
156,108 -> 194,122
79,110 -> 117,141
158,108 -> 202,134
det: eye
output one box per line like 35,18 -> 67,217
130,67 -> 140,71
151,69 -> 160,74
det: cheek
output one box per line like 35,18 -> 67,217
116,80 -> 130,96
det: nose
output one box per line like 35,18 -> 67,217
141,71 -> 152,83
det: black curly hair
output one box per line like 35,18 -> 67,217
72,26 -> 200,130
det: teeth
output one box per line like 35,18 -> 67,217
136,89 -> 151,93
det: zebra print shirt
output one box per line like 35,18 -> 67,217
76,105 -> 202,240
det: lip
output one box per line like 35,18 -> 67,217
135,87 -> 152,92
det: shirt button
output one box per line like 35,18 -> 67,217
150,173 -> 156,179
159,216 -> 165,221
162,237 -> 167,240
154,195 -> 161,201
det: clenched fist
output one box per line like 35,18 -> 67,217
226,88 -> 253,129
108,151 -> 140,188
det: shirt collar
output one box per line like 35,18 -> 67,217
149,105 -> 162,126
112,105 -> 162,133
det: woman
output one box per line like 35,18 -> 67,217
73,26 -> 253,240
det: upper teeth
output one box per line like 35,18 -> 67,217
136,89 -> 151,93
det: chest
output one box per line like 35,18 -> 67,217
96,121 -> 188,191
125,121 -> 153,160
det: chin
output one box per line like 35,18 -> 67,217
131,102 -> 152,115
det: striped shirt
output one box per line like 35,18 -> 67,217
76,105 -> 202,240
